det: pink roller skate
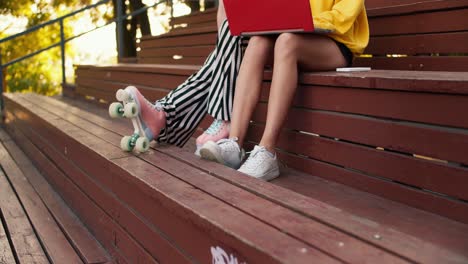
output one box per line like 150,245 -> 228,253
195,119 -> 230,156
108,86 -> 166,153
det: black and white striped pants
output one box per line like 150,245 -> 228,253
156,20 -> 243,147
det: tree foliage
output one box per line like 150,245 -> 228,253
0,0 -> 109,94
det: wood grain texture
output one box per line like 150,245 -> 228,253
4,115 -> 160,264
29,93 -> 468,264
0,208 -> 15,264
0,143 -> 83,264
30,94 -> 403,263
2,140 -> 111,264
5,94 -> 342,264
0,170 -> 49,264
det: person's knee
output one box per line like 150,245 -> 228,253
248,36 -> 273,54
244,36 -> 274,65
274,33 -> 300,59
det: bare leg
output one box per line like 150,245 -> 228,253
216,0 -> 226,29
229,36 -> 274,147
259,33 -> 347,152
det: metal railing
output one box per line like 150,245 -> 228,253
0,0 -> 170,118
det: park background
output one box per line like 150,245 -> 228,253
0,0 -> 216,95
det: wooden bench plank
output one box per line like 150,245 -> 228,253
138,56 -> 208,65
138,45 -> 213,58
355,56 -> 468,72
22,95 -> 408,263
248,122 -> 468,200
366,32 -> 468,54
367,0 -> 468,16
4,115 -> 161,264
369,9 -> 468,36
5,94 -> 341,264
148,25 -> 217,39
0,142 -> 84,264
253,103 -> 468,165
76,78 -> 171,97
76,69 -> 187,89
168,8 -> 216,27
24,96 -> 344,264
78,66 -> 468,95
1,140 -> 111,264
0,170 -> 49,263
139,33 -> 216,49
159,144 -> 468,264
75,79 -> 168,104
298,70 -> 468,94
269,165 -> 468,261
0,212 -> 16,264
0,129 -> 10,142
261,83 -> 468,129
26,93 -> 468,264
78,63 -> 200,75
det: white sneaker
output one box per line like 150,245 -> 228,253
238,145 -> 280,181
199,138 -> 245,169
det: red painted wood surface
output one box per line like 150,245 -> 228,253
30,96 -> 405,263
0,143 -> 84,264
0,167 -> 49,263
138,8 -> 217,65
355,57 -> 468,72
168,8 -> 217,27
4,114 -> 161,264
2,140 -> 111,264
366,0 -> 468,14
72,64 -> 468,224
12,93 -> 468,264
5,94 -> 349,264
363,0 -> 468,71
139,33 -> 216,49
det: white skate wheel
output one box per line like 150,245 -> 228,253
120,136 -> 133,151
124,102 -> 138,118
109,102 -> 123,118
135,137 -> 150,152
116,89 -> 131,102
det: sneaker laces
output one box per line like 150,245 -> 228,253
217,138 -> 240,152
205,119 -> 223,135
242,146 -> 274,171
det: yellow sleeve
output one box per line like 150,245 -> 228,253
313,0 -> 365,35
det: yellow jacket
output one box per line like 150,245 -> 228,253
310,0 -> 369,54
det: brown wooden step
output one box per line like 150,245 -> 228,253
0,128 -> 110,264
4,92 -> 468,263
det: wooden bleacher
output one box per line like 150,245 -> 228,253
0,129 -> 110,263
2,0 -> 468,263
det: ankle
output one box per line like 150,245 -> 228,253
229,136 -> 244,149
259,144 -> 275,154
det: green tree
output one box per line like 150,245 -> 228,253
0,0 -> 109,95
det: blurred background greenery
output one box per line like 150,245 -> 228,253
0,0 -> 217,95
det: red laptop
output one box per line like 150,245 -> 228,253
223,0 -> 328,36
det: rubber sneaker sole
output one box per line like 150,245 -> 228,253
199,141 -> 225,165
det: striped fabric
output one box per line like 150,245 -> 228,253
156,20 -> 243,147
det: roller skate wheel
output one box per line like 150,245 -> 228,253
135,137 -> 150,152
120,136 -> 133,152
124,102 -> 138,118
116,89 -> 131,102
108,102 -> 123,118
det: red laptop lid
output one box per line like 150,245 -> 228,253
223,0 -> 314,36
